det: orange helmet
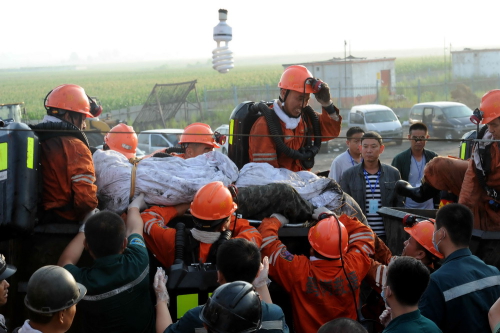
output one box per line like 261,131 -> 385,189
44,84 -> 102,118
479,90 -> 500,124
179,123 -> 220,148
104,123 -> 138,159
404,220 -> 444,259
278,65 -> 317,94
190,181 -> 237,225
308,215 -> 348,259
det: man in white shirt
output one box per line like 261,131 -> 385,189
329,127 -> 364,183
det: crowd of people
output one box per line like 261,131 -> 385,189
2,67 -> 500,333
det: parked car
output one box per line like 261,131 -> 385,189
408,102 -> 475,140
94,145 -> 146,158
348,104 -> 403,145
214,124 -> 229,155
137,129 -> 184,154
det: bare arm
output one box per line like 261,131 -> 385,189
156,302 -> 172,333
127,207 -> 144,237
58,232 -> 86,266
489,297 -> 500,332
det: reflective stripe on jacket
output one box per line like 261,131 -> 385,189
258,214 -> 374,333
41,136 -> 97,222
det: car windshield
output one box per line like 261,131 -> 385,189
365,110 -> 398,123
442,105 -> 473,118
162,133 -> 181,146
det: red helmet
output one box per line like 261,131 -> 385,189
190,181 -> 237,221
404,220 -> 444,259
278,65 -> 317,94
44,84 -> 102,118
179,123 -> 220,148
479,90 -> 500,124
105,123 -> 138,159
308,215 -> 348,259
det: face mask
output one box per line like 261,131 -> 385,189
432,228 -> 443,253
381,287 -> 388,305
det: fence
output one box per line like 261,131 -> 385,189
201,76 -> 500,112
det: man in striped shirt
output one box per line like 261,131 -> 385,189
340,132 -> 403,240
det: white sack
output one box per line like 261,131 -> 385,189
94,150 -> 239,213
236,162 -> 343,210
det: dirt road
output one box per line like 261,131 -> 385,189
311,127 -> 464,173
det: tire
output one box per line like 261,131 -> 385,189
394,138 -> 403,146
222,147 -> 228,155
445,131 -> 454,141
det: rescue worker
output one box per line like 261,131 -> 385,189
159,238 -> 289,333
0,254 -> 16,333
419,203 -> 500,333
200,281 -> 262,333
58,197 -> 155,333
379,257 -> 442,333
249,65 -> 342,171
31,84 -> 100,223
148,122 -> 220,159
396,89 -> 500,231
103,123 -> 138,159
14,265 -> 86,333
140,181 -> 262,268
367,219 -> 444,294
258,207 -> 375,333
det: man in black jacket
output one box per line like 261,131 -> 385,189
391,122 -> 438,209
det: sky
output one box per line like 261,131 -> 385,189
1,0 -> 498,68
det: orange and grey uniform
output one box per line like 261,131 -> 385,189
258,215 -> 374,333
41,136 -> 98,222
140,206 -> 262,268
424,151 -> 500,231
249,104 -> 342,172
366,236 -> 393,294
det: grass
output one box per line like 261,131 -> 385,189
0,64 -> 283,121
1,55 -> 493,123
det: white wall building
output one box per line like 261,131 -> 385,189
284,56 -> 396,106
451,48 -> 500,78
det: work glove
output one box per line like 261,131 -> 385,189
252,256 -> 270,288
79,208 -> 100,233
128,193 -> 147,211
154,267 -> 170,306
312,206 -> 334,220
270,213 -> 289,228
314,81 -> 332,107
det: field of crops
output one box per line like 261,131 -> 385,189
0,64 -> 283,121
0,55 -> 471,122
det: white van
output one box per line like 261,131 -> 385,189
348,104 -> 403,145
137,129 -> 184,154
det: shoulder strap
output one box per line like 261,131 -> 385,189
30,121 -> 90,148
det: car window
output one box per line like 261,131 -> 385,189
410,106 -> 423,120
151,134 -> 168,147
433,108 -> 443,119
442,105 -> 473,118
163,133 -> 180,146
365,110 -> 398,123
138,134 -> 149,145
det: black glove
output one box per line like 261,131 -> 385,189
314,81 -> 332,107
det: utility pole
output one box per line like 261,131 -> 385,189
344,40 -> 347,103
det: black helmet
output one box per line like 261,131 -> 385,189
0,254 -> 16,281
24,265 -> 87,314
199,281 -> 262,333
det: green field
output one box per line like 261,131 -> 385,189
0,64 -> 283,121
0,56 -> 480,124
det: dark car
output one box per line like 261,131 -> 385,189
408,102 -> 476,140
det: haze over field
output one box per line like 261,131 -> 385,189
1,0 -> 498,68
